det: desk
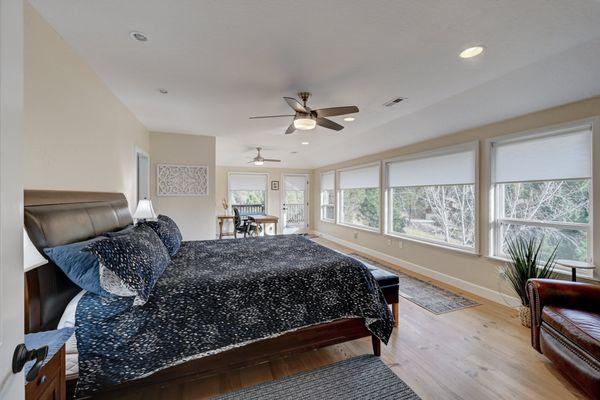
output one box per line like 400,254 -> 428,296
217,214 -> 279,239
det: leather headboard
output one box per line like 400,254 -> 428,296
24,190 -> 132,333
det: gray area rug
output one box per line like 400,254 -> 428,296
213,355 -> 420,400
349,253 -> 480,315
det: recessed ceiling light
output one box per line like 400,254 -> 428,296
301,141 -> 309,145
343,117 -> 355,122
459,46 -> 484,59
129,31 -> 148,42
158,88 -> 168,94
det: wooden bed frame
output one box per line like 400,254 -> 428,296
24,190 -> 379,398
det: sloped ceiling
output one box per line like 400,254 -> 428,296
30,0 -> 600,168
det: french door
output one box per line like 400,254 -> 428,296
281,174 -> 309,234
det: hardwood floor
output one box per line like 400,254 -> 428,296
108,237 -> 586,400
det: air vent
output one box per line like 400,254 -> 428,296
383,97 -> 405,107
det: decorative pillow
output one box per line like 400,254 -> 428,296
44,237 -> 112,297
84,224 -> 171,305
104,225 -> 134,237
143,215 -> 182,256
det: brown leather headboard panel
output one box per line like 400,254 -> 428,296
24,190 -> 132,333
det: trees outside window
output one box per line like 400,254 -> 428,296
340,187 -> 380,229
498,179 -> 590,262
391,185 -> 475,248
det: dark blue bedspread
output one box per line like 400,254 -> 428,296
75,235 -> 393,396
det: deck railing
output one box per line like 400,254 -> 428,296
232,204 -> 265,216
286,203 -> 304,225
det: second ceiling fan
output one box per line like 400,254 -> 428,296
249,92 -> 359,135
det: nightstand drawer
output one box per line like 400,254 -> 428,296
26,346 -> 65,400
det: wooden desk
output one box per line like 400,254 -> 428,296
217,214 -> 279,239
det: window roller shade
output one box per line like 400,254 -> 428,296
284,176 -> 306,191
388,149 -> 475,187
339,165 -> 380,190
493,128 -> 592,183
321,172 -> 334,191
228,174 -> 268,191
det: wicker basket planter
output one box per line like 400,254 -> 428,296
518,305 -> 531,328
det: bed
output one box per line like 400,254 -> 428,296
24,190 -> 393,398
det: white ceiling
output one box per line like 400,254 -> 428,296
30,0 -> 600,168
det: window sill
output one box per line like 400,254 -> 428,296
320,218 -> 336,224
384,233 -> 479,257
337,222 -> 381,234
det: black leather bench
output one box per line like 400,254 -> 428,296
364,263 -> 400,327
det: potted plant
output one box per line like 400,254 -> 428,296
499,236 -> 558,327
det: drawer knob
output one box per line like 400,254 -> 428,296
39,375 -> 47,385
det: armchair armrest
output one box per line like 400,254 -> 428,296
527,279 -> 600,352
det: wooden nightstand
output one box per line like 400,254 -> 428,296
25,345 -> 66,400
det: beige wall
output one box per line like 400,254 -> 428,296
24,4 -> 149,212
150,132 -> 216,240
312,96 -> 600,302
216,166 -> 312,235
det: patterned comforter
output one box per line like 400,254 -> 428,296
75,235 -> 394,395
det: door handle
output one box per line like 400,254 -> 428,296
12,343 -> 48,382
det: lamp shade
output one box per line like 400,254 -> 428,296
24,229 -> 47,271
133,198 -> 157,220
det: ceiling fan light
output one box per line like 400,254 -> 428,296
254,160 -> 264,166
293,117 -> 316,131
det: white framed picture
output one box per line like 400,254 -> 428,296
156,164 -> 208,196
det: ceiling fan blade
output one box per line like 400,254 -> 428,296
248,160 -> 256,163
263,159 -> 281,162
249,114 -> 294,119
285,123 -> 296,135
284,97 -> 307,113
316,117 -> 344,131
314,106 -> 359,118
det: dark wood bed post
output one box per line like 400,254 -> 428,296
371,335 -> 381,356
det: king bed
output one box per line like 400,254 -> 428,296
24,190 -> 394,398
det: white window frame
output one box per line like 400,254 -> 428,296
320,171 -> 336,223
336,162 -> 382,233
227,171 -> 269,213
384,142 -> 479,253
489,120 -> 595,276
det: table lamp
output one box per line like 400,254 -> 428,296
24,228 -> 47,272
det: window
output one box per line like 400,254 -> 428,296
492,126 -> 592,268
338,164 -> 380,230
386,145 -> 477,250
320,171 -> 335,221
228,173 -> 268,215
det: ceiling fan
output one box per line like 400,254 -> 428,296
249,147 -> 281,166
249,92 -> 359,135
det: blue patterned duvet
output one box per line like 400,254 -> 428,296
75,235 -> 393,396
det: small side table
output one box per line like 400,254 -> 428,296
23,328 -> 73,400
555,259 -> 596,282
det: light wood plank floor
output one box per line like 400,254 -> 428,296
110,237 -> 586,400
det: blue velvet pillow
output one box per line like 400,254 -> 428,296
84,224 -> 171,305
44,237 -> 112,297
143,215 -> 182,256
104,225 -> 134,237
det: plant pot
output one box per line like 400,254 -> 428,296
518,305 -> 531,328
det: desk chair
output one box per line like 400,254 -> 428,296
233,208 -> 260,237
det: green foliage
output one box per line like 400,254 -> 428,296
500,236 -> 558,306
230,190 -> 265,206
341,188 -> 380,228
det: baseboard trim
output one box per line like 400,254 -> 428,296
314,231 -> 520,308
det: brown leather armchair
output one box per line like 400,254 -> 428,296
527,279 -> 600,399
